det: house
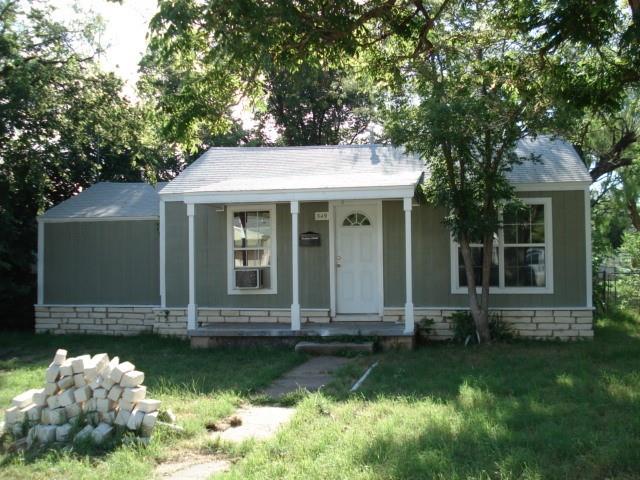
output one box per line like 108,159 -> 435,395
35,137 -> 594,346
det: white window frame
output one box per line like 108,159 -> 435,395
227,204 -> 278,295
450,197 -> 554,294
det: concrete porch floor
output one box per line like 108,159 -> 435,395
188,322 -> 414,349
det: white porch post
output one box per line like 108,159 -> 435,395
37,219 -> 44,305
159,199 -> 166,308
403,197 -> 414,334
187,203 -> 196,330
291,201 -> 301,331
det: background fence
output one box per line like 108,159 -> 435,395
597,269 -> 640,314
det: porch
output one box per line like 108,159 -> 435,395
188,321 -> 414,350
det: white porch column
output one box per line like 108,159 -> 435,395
37,219 -> 44,305
291,201 -> 301,331
403,197 -> 414,334
187,203 -> 196,330
160,199 -> 166,308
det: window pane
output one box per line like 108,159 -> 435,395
234,249 -> 270,268
531,222 -> 545,243
504,203 -> 545,245
234,210 -> 271,248
458,245 -> 499,287
505,247 -> 546,287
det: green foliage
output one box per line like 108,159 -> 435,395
261,62 -> 374,145
451,311 -> 514,344
616,231 -> 640,311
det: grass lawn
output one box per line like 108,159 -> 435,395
225,312 -> 640,480
2,313 -> 640,480
0,333 -> 305,479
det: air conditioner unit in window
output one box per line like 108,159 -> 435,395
234,269 -> 262,289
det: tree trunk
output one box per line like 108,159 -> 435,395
627,198 -> 640,231
459,236 -> 491,343
478,233 -> 493,343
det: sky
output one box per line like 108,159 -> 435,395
50,0 -> 158,98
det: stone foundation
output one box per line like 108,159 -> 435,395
197,308 -> 331,325
34,306 -> 330,338
34,306 -> 187,338
35,306 -> 593,341
403,308 -> 594,341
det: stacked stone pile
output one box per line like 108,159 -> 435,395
3,349 -> 161,447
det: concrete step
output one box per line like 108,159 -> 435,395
294,341 -> 374,355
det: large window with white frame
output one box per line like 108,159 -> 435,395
451,198 -> 553,294
227,204 -> 277,295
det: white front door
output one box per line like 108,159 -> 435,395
335,203 -> 380,314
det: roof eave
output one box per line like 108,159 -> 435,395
514,180 -> 591,191
160,183 -> 419,203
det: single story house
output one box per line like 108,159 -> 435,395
35,137 -> 594,345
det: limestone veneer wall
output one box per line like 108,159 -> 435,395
35,306 -> 593,341
384,308 -> 594,341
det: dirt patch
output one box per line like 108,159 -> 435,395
155,452 -> 231,479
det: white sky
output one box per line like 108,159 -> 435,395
50,0 -> 158,98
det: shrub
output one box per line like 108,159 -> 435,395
451,311 -> 514,344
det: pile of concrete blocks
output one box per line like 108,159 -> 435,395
3,349 -> 161,448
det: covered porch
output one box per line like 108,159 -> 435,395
157,144 -> 425,341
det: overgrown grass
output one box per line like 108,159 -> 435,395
0,333 -> 304,479
3,313 -> 640,479
223,311 -> 640,480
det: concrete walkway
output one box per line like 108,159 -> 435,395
262,356 -> 351,398
214,406 -> 296,442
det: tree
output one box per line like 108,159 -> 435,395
0,1 -> 179,328
261,62 -> 374,145
146,0 -> 639,341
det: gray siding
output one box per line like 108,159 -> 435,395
383,190 -> 588,308
43,221 -> 159,305
165,201 -> 330,308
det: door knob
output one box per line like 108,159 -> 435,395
336,256 -> 342,268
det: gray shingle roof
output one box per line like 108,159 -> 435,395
40,182 -> 165,220
40,137 -> 590,219
161,138 -> 589,196
160,144 -> 425,195
509,136 -> 591,184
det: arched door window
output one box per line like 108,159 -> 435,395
342,212 -> 371,226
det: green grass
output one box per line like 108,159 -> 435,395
3,313 -> 640,480
0,333 -> 305,480
222,312 -> 640,480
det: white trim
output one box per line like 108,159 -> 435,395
37,219 -> 44,305
171,185 -> 416,204
514,181 -> 591,192
226,204 -> 278,295
450,197 -> 554,294
291,201 -> 301,330
37,216 -> 158,223
159,199 -> 166,308
403,197 -> 414,333
187,203 -> 196,330
584,186 -> 593,308
328,202 -> 336,318
377,201 -> 385,317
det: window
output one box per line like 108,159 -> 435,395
451,198 -> 553,294
227,205 -> 277,294
342,212 -> 371,226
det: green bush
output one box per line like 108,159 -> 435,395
615,232 -> 640,311
451,311 -> 514,344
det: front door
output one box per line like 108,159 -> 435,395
335,203 -> 380,314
